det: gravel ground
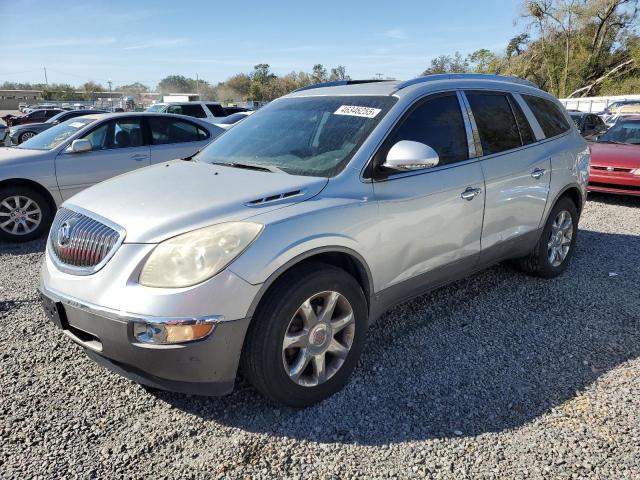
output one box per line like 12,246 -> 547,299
1,193 -> 639,479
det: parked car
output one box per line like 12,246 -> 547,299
598,101 -> 640,127
214,111 -> 253,130
18,102 -> 28,112
39,74 -> 589,407
2,108 -> 64,127
569,111 -> 608,139
146,101 -> 229,123
223,106 -> 251,115
0,113 -> 224,241
588,115 -> 640,196
6,109 -> 108,145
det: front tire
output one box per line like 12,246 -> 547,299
0,186 -> 52,242
18,131 -> 36,144
515,197 -> 578,278
241,263 -> 368,407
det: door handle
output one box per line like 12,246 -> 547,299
131,154 -> 148,161
460,187 -> 481,201
531,168 -> 546,179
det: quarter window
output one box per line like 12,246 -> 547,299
383,93 -> 469,166
510,97 -> 535,145
206,104 -> 225,116
466,92 -> 521,155
148,117 -> 208,144
522,95 -> 570,138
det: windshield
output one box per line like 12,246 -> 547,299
18,117 -> 94,150
195,95 -> 397,177
146,104 -> 166,112
596,119 -> 640,145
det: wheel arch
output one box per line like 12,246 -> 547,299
245,246 -> 374,320
0,178 -> 58,215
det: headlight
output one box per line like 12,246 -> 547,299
139,222 -> 263,288
633,168 -> 640,177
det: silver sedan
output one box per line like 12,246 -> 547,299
0,112 -> 224,242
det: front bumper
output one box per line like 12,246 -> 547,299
40,286 -> 251,395
588,169 -> 640,196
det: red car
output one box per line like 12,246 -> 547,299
2,108 -> 64,127
588,115 -> 640,196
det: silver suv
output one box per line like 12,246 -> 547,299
40,74 -> 590,407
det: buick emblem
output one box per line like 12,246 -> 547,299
58,221 -> 74,247
606,166 -> 615,172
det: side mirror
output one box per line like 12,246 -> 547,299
68,139 -> 92,153
382,140 -> 440,171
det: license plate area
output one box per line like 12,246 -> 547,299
40,293 -> 69,330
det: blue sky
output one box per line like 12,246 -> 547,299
1,0 -> 524,88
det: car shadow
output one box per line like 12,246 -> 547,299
157,229 -> 640,445
0,238 -> 46,254
587,191 -> 640,207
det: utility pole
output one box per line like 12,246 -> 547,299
43,66 -> 48,86
196,73 -> 199,99
108,79 -> 113,111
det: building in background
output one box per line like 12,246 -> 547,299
0,90 -> 43,109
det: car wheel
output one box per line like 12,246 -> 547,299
0,186 -> 53,242
515,197 -> 578,278
18,131 -> 36,143
241,262 -> 368,407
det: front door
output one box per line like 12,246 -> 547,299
55,117 -> 150,200
147,116 -> 212,164
371,92 -> 485,297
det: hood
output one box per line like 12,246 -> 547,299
590,142 -> 640,169
0,147 -> 50,166
65,160 -> 328,243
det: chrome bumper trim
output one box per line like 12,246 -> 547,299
39,285 -> 226,325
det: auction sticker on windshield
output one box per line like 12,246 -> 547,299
334,105 -> 382,118
68,122 -> 86,128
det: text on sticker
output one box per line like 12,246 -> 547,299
69,122 -> 86,128
334,105 -> 382,118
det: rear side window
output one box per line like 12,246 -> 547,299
466,92 -> 521,155
523,95 -> 570,138
148,117 -> 209,144
166,104 -> 207,118
207,104 -> 225,116
384,93 -> 468,166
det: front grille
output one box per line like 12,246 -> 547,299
49,208 -> 124,274
591,165 -> 633,173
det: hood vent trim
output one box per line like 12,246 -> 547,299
245,189 -> 303,207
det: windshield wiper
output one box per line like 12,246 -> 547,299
597,140 -> 622,144
210,161 -> 287,174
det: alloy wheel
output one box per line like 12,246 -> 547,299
282,291 -> 355,387
0,195 -> 42,235
547,210 -> 573,267
20,132 -> 36,142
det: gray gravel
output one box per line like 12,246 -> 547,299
1,192 -> 639,479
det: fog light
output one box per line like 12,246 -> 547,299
133,321 -> 215,345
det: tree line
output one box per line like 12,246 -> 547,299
2,0 -> 638,102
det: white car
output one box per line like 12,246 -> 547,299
213,111 -> 253,130
146,101 -> 230,124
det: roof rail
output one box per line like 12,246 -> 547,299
293,79 -> 390,93
395,74 -> 538,91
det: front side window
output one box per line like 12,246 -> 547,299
523,95 -> 570,138
207,104 -> 225,116
167,104 -> 207,118
82,118 -> 144,150
148,117 -> 208,144
382,93 -> 468,166
195,95 -> 397,177
146,104 -> 166,113
466,92 -> 521,155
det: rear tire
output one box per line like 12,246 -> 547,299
241,262 -> 368,407
515,197 -> 578,278
0,186 -> 53,242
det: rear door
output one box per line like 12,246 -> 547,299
371,92 -> 486,294
147,116 -> 213,164
55,116 -> 150,199
462,90 -> 551,262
